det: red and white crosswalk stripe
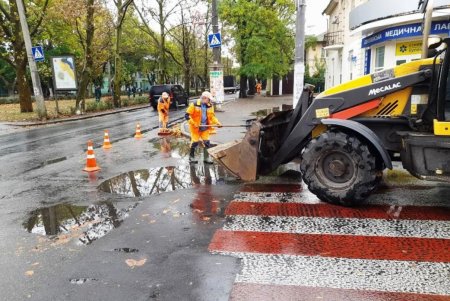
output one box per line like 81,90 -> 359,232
209,183 -> 450,300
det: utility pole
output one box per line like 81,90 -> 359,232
211,0 -> 220,64
421,0 -> 433,59
210,0 -> 224,110
16,0 -> 47,119
293,0 -> 306,108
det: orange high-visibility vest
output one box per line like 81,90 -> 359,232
186,99 -> 219,127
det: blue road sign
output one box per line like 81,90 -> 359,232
208,33 -> 222,48
32,46 -> 45,62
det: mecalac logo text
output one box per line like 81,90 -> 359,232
368,82 -> 401,96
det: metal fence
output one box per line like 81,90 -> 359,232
324,31 -> 344,47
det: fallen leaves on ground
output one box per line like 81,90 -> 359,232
25,270 -> 34,276
125,258 -> 147,268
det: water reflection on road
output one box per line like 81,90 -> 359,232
98,164 -> 233,197
24,202 -> 137,245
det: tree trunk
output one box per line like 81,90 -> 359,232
203,36 -> 209,90
248,77 -> 256,95
239,75 -> 248,98
184,67 -> 190,96
76,0 -> 95,111
158,1 -> 166,84
10,0 -> 32,112
16,58 -> 32,112
113,2 -> 124,108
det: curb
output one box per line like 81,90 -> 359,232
4,96 -> 237,127
5,104 -> 151,127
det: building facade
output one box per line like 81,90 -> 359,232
351,0 -> 450,75
323,0 -> 450,90
322,0 -> 367,90
305,34 -> 326,76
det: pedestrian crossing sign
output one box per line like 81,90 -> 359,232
32,46 -> 45,62
208,33 -> 222,48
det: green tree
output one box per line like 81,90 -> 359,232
0,55 -> 16,95
121,13 -> 158,87
220,0 -> 294,98
36,0 -> 113,104
112,0 -> 134,108
165,1 -> 199,95
305,57 -> 325,92
304,35 -> 325,92
134,0 -> 180,84
0,0 -> 50,112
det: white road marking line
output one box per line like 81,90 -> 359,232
225,253 -> 450,295
223,215 -> 450,239
234,192 -> 319,204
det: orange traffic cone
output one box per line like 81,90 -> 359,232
134,123 -> 143,139
102,130 -> 112,149
83,140 -> 101,172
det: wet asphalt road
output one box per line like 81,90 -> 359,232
1,95 -> 450,301
0,107 -> 241,301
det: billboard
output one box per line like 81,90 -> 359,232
209,70 -> 224,104
51,56 -> 77,91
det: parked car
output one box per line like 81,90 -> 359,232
149,84 -> 189,110
224,75 -> 240,93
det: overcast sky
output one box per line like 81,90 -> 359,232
305,0 -> 329,35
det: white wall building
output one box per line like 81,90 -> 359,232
350,0 -> 450,76
323,0 -> 450,90
322,0 -> 367,90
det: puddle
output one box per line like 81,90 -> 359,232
151,137 -> 191,159
24,202 -> 137,245
25,156 -> 68,172
98,164 -> 235,197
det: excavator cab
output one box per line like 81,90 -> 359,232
209,38 -> 450,206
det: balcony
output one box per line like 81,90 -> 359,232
324,31 -> 344,47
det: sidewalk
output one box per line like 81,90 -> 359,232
181,95 -> 293,143
5,103 -> 151,127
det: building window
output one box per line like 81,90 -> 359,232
375,46 -> 385,71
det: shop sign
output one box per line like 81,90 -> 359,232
395,40 -> 422,56
362,20 -> 450,48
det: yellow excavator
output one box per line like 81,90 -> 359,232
209,38 -> 450,206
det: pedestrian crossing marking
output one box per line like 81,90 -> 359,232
32,46 -> 45,62
210,35 -> 220,46
34,49 -> 44,59
208,33 -> 222,48
209,183 -> 450,299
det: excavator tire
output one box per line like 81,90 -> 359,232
300,130 -> 379,206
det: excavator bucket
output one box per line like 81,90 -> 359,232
208,108 -> 295,181
208,121 -> 262,181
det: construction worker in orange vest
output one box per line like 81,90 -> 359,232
256,81 -> 262,95
185,91 -> 221,164
157,92 -> 171,133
